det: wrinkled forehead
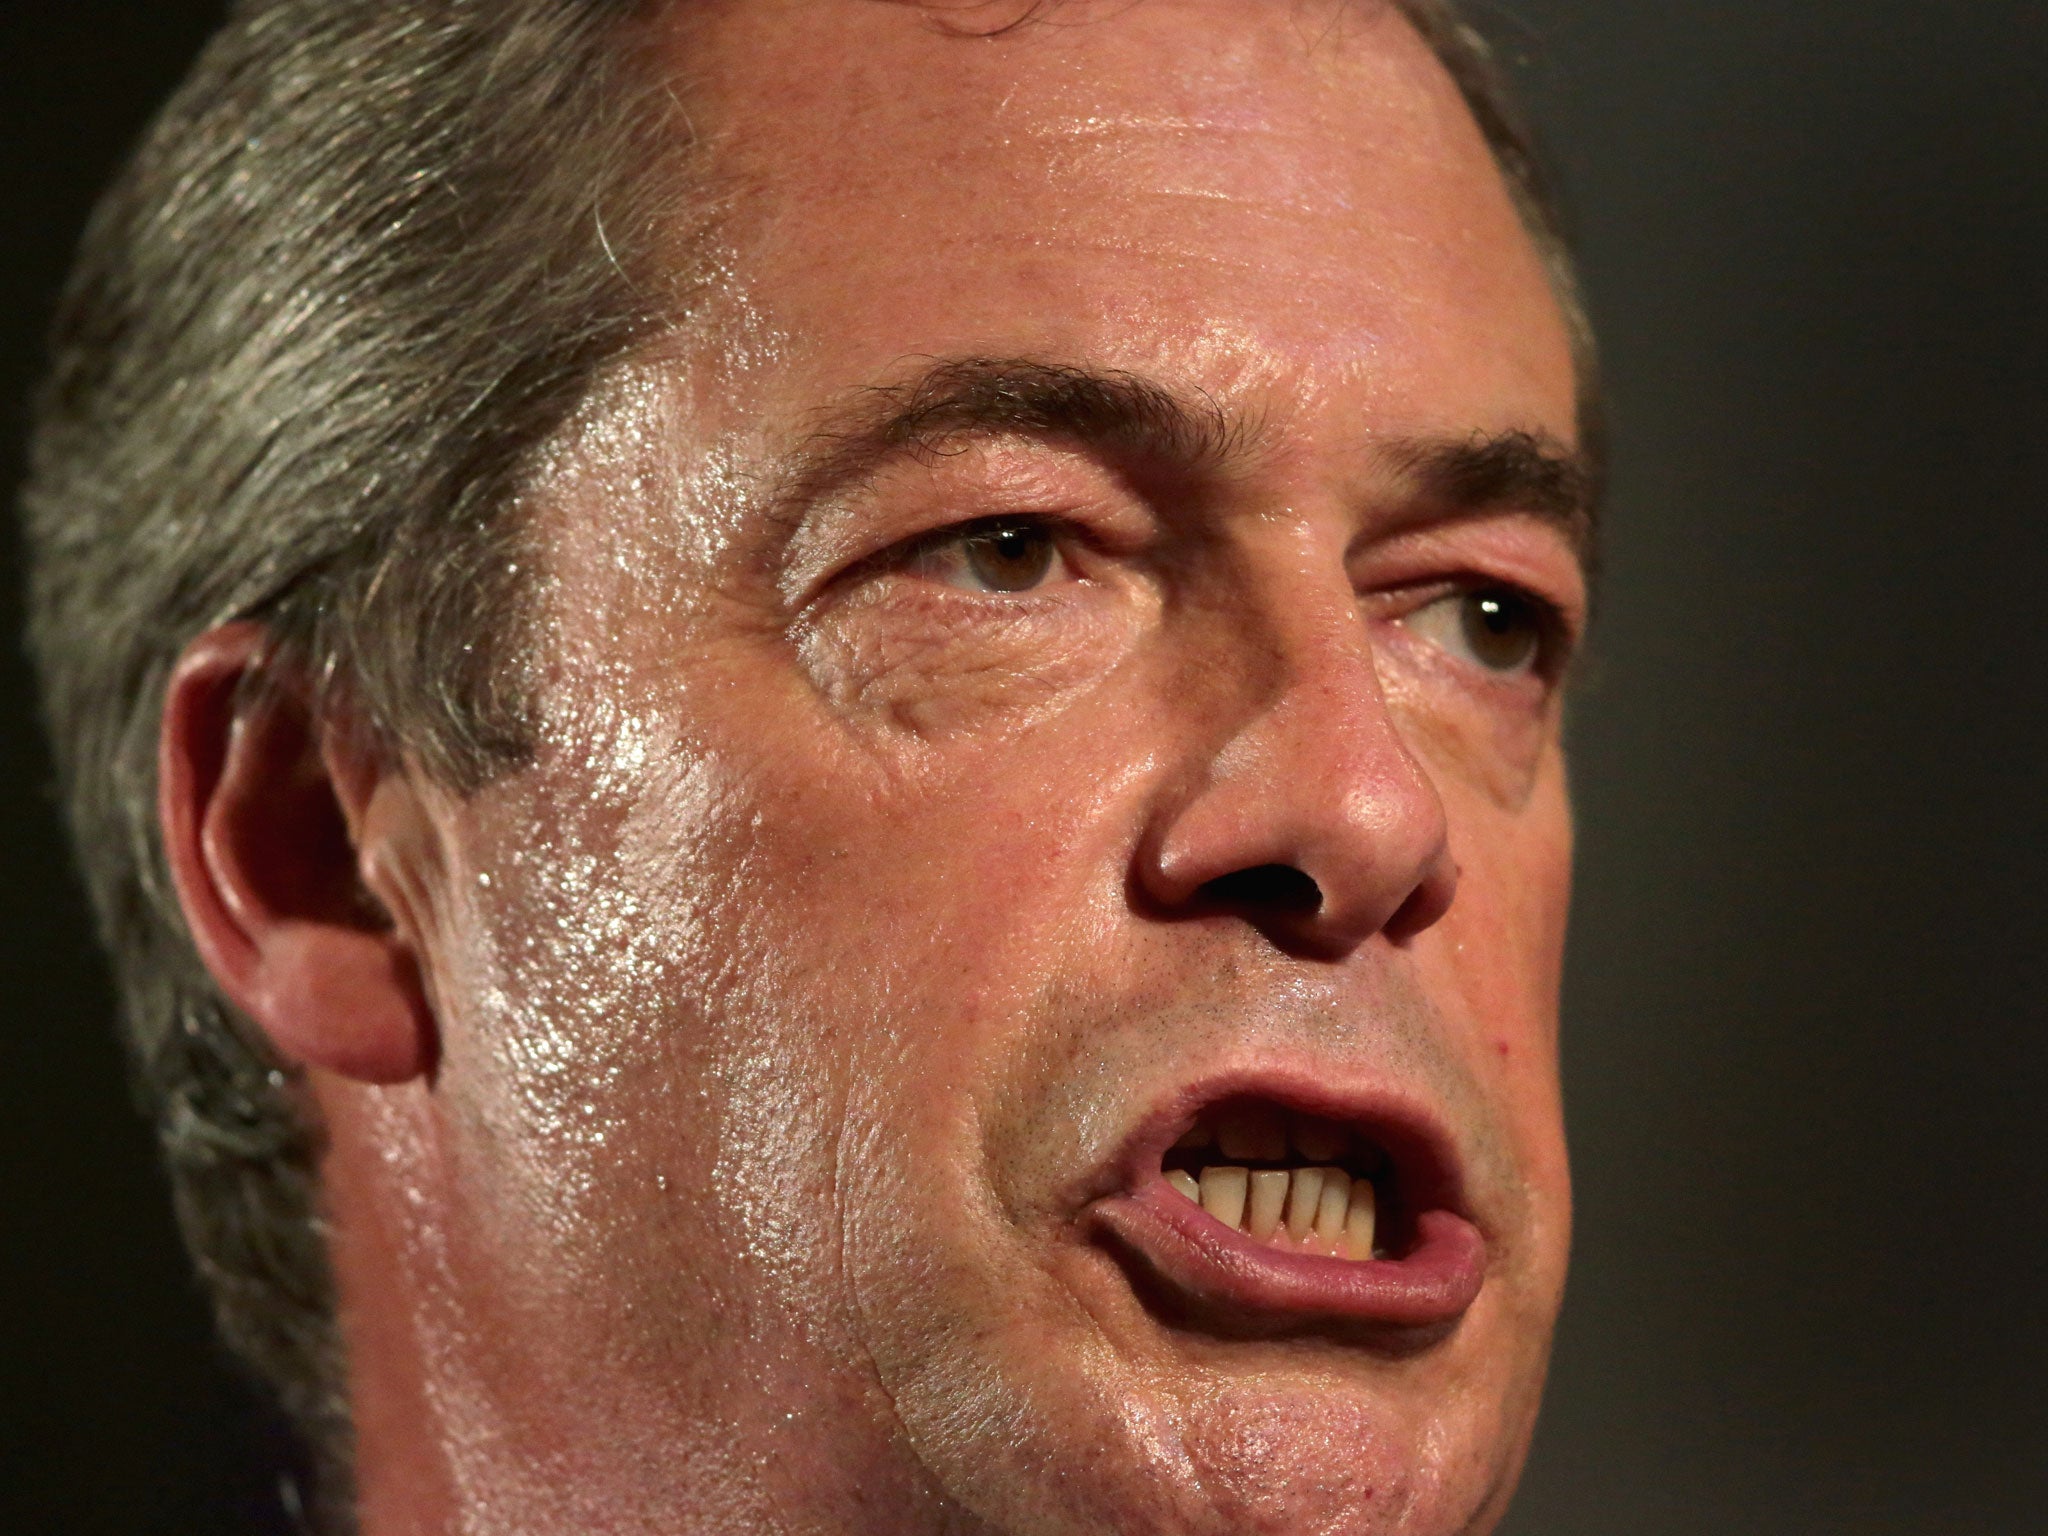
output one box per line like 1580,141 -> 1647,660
657,0 -> 1573,430
682,0 -> 1471,194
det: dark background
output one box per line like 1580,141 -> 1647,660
4,2 -> 2043,1532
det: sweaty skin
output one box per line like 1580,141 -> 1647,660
306,3 -> 1581,1532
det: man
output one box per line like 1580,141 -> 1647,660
22,0 -> 1597,1531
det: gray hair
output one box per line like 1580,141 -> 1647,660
17,0 -> 1590,1525
22,0 -> 688,1521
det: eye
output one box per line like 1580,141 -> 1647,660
1398,585 -> 1553,676
905,518 -> 1067,594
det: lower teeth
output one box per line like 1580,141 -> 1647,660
1169,1164 -> 1377,1260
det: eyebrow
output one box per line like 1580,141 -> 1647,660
771,356 -> 1600,561
772,356 -> 1249,517
1381,428 -> 1603,564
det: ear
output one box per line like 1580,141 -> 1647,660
159,623 -> 440,1084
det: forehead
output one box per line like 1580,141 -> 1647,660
658,0 -> 1573,442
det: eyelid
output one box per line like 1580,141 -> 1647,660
782,436 -> 1159,604
904,512 -> 1052,556
1380,579 -> 1580,682
850,512 -> 1093,587
1352,515 -> 1588,620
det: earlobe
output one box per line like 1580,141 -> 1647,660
160,624 -> 439,1085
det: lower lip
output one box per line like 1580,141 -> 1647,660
1088,1179 -> 1487,1333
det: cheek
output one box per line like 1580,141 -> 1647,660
697,702 -> 1145,1244
794,589 -> 1146,740
415,715 -> 892,1387
1425,759 -> 1573,1230
1409,749 -> 1571,1194
1377,652 -> 1556,815
478,670 -> 1148,1266
1435,752 -> 1573,1035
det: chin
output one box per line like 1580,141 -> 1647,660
833,1022 -> 1563,1536
860,1219 -> 1550,1536
891,1343 -> 1539,1536
1162,1381 -> 1530,1536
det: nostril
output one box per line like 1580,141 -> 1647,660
1198,863 -> 1322,916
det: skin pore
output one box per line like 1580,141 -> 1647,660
162,1 -> 1586,1532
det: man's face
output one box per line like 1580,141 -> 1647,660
333,2 -> 1584,1531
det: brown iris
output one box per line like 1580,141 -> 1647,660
960,521 -> 1057,592
1460,587 -> 1543,673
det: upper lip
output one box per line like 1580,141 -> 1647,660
1076,1064 -> 1488,1337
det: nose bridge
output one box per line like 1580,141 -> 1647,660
1143,552 -> 1456,953
1259,570 -> 1384,743
1247,570 -> 1443,861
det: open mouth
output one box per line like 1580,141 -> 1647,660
1163,1100 -> 1390,1258
1086,1084 -> 1487,1336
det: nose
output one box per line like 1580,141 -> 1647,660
1135,586 -> 1456,959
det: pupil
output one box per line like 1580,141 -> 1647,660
1461,588 -> 1539,671
966,524 -> 1054,592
